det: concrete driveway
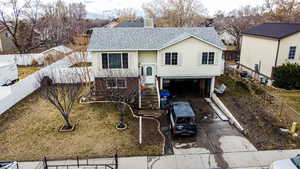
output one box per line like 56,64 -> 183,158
162,97 -> 257,168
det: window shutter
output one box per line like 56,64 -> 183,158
202,52 -> 208,64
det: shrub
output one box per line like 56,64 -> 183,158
273,63 -> 300,90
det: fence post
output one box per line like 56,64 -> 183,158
115,152 -> 118,169
77,156 -> 79,168
43,157 -> 48,169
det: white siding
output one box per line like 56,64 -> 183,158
240,35 -> 278,78
157,37 -> 223,77
91,51 -> 139,77
277,32 -> 300,65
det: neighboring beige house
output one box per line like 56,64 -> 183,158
0,27 -> 17,53
87,27 -> 225,109
240,23 -> 300,79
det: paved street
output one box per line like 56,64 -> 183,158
18,149 -> 300,169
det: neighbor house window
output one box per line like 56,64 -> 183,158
106,79 -> 126,88
202,52 -> 215,64
165,52 -> 178,65
288,46 -> 296,59
102,53 -> 128,69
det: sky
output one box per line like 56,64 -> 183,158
46,0 -> 265,18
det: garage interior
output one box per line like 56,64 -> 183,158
162,78 -> 211,97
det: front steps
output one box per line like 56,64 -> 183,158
141,86 -> 160,110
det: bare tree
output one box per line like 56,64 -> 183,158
37,67 -> 84,130
263,0 -> 300,22
116,8 -> 138,21
95,70 -> 138,129
143,0 -> 207,27
214,6 -> 265,50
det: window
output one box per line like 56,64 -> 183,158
165,52 -> 178,65
102,53 -> 128,69
208,52 -> 215,64
289,46 -> 296,59
202,52 -> 215,64
106,79 -> 126,88
146,67 -> 152,76
202,52 -> 208,64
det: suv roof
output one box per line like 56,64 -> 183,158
172,102 -> 195,117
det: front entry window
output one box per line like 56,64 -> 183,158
146,67 -> 152,76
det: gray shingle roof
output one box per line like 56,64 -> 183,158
87,27 -> 224,51
242,23 -> 300,39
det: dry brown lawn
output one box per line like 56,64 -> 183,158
264,87 -> 300,113
17,66 -> 41,80
0,91 -> 163,161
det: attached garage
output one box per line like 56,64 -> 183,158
160,77 -> 214,98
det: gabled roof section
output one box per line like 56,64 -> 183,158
242,23 -> 300,39
88,27 -> 224,51
160,32 -> 224,50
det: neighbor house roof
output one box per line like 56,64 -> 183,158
115,20 -> 144,27
41,45 -> 73,54
88,27 -> 225,51
242,23 -> 300,39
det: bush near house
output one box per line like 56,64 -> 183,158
273,63 -> 300,90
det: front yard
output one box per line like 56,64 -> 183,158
217,75 -> 300,150
0,91 -> 163,161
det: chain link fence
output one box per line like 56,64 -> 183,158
225,64 -> 300,129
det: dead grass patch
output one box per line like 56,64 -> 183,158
264,87 -> 300,113
17,66 -> 41,80
0,91 -> 163,161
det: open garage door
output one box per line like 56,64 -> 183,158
162,78 -> 211,97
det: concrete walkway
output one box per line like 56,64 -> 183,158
19,149 -> 300,169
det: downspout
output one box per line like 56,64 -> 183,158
273,39 -> 281,79
274,39 -> 281,67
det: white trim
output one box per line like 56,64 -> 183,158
164,52 -> 179,66
102,52 -> 129,69
210,77 -> 215,97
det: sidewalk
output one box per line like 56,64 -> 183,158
19,149 -> 300,169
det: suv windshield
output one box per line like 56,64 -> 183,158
291,156 -> 300,168
176,117 -> 191,124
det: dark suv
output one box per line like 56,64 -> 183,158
168,101 -> 197,136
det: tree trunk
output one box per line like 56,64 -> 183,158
61,111 -> 72,128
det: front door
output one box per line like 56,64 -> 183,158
143,64 -> 156,84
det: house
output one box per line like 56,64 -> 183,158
103,18 -> 120,28
87,27 -> 225,109
240,23 -> 300,79
40,45 -> 73,65
220,31 -> 239,62
0,26 -> 17,53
